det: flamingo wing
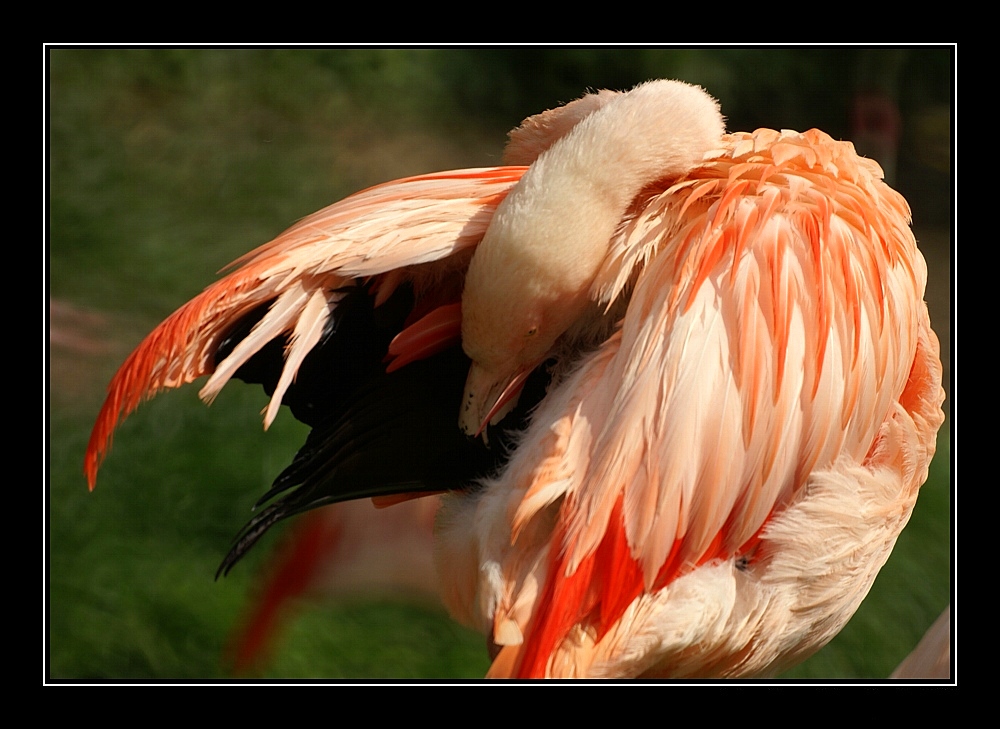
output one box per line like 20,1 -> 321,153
83,87 -> 631,588
465,129 -> 943,678
84,167 -> 526,490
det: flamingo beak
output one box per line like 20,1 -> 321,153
459,361 -> 535,439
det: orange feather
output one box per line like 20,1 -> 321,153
85,80 -> 944,678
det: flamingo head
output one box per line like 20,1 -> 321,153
458,285 -> 556,437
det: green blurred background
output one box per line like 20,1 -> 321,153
47,47 -> 953,680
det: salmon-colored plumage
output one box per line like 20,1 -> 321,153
83,166 -> 524,488
85,80 -> 944,678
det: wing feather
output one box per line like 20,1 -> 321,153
85,168 -> 525,489
261,286 -> 334,428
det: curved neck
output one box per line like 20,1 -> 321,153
526,80 -> 724,216
461,80 -> 724,375
482,80 -> 724,297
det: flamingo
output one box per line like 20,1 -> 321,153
85,79 -> 945,678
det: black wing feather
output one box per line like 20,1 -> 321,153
214,283 -> 550,577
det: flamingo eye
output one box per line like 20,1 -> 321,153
525,326 -> 537,337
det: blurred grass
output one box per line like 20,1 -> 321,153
47,47 -> 953,681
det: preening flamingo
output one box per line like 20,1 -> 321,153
85,79 -> 945,678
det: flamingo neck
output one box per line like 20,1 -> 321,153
466,80 -> 725,355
